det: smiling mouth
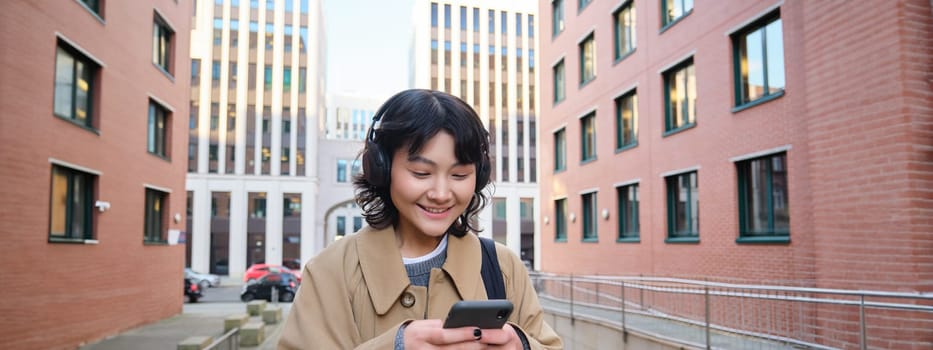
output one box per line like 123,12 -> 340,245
419,205 -> 451,214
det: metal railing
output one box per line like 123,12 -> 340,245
204,327 -> 239,350
530,273 -> 933,350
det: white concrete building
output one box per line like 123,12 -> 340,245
317,94 -> 382,245
186,0 -> 326,278
411,0 -> 541,268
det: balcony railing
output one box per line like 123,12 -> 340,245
530,273 -> 933,350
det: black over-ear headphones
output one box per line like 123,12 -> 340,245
361,101 -> 394,189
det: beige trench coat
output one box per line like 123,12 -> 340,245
278,226 -> 563,349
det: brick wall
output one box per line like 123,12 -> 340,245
537,0 -> 932,289
0,0 -> 191,348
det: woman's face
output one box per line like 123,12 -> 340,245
390,131 -> 477,240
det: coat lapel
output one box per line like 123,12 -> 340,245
443,233 -> 484,300
356,226 -> 411,315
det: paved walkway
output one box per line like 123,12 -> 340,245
79,301 -> 290,350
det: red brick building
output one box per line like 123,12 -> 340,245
0,0 -> 191,348
537,0 -> 931,293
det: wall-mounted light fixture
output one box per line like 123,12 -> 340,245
173,213 -> 182,224
602,208 -> 610,220
569,213 -> 576,223
543,216 -> 550,225
95,200 -> 111,213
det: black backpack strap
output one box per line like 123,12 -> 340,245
479,237 -> 506,300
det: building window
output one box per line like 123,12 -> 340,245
554,198 -> 567,241
579,0 -> 592,11
733,11 -> 785,108
353,216 -> 363,232
553,128 -> 566,171
493,198 -> 507,220
737,153 -> 789,242
615,90 -> 637,150
148,100 -> 170,158
54,41 -> 99,129
79,0 -> 103,18
552,0 -> 564,37
580,112 -> 596,162
666,171 -> 698,241
662,0 -> 693,28
579,33 -> 596,85
144,188 -> 168,243
336,216 -> 346,236
49,165 -> 96,241
191,59 -> 200,82
617,184 -> 639,241
444,4 -> 451,29
582,192 -> 597,241
336,159 -> 348,182
430,3 -> 438,27
613,2 -> 636,60
663,58 -> 696,134
553,59 -> 565,103
153,12 -> 175,75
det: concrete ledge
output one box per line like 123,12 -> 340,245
224,313 -> 250,332
177,336 -> 213,350
240,321 -> 265,346
247,300 -> 267,316
263,305 -> 282,324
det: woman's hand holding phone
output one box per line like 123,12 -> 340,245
403,319 -> 523,349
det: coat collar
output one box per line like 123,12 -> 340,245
356,226 -> 483,315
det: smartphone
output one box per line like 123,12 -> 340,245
442,300 -> 514,329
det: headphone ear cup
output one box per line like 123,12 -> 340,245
363,141 -> 390,188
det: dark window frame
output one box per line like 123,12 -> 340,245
737,152 -> 790,243
732,10 -> 785,110
144,188 -> 169,243
615,90 -> 638,151
49,165 -> 96,242
579,33 -> 596,85
553,59 -> 565,103
78,0 -> 105,21
148,99 -> 171,159
665,171 -> 699,242
581,192 -> 598,242
552,0 -> 564,38
617,184 -> 640,242
580,112 -> 596,163
554,198 -> 567,242
613,1 -> 636,62
553,128 -> 566,172
53,39 -> 100,132
663,58 -> 696,135
153,11 -> 175,76
661,0 -> 694,30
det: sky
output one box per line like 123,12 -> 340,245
324,0 -> 416,101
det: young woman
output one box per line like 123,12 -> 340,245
279,89 -> 562,349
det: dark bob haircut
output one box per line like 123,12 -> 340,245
353,89 -> 491,237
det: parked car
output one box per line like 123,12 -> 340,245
184,277 -> 203,303
240,272 -> 300,302
243,263 -> 301,283
185,268 -> 221,290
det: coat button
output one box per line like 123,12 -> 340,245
401,292 -> 416,308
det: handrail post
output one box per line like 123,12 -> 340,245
705,284 -> 711,350
569,274 -> 575,325
639,274 -> 645,310
859,295 -> 867,350
621,280 -> 628,342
